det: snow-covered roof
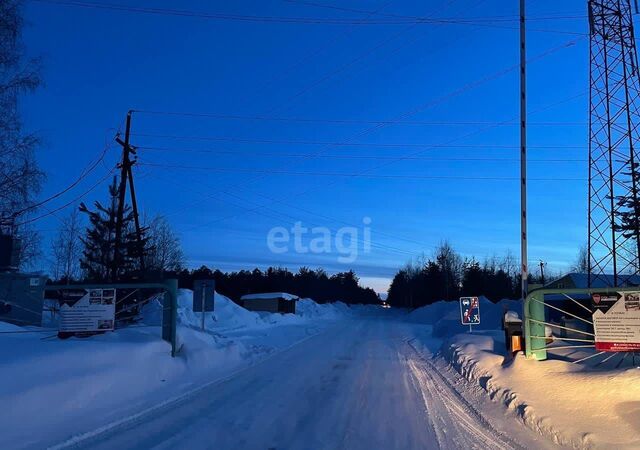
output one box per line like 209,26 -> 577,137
240,292 -> 299,301
545,272 -> 640,289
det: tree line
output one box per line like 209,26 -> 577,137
387,241 -> 554,308
176,266 -> 380,305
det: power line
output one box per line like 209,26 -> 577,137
140,170 -> 420,257
132,110 -> 588,126
11,143 -> 111,219
137,147 -> 588,162
227,0 -> 396,114
138,162 -> 585,181
15,167 -> 117,227
127,10 -> 584,234
133,135 -> 585,149
28,0 -> 587,26
175,89 -> 588,230
255,0 -> 467,117
283,0 -> 587,23
136,44 -> 585,231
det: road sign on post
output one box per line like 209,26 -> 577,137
193,279 -> 215,331
460,296 -> 480,332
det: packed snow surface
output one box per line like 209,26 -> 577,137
0,290 -> 355,449
3,291 -> 637,449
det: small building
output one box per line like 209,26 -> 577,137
544,272 -> 640,290
240,292 -> 298,314
0,272 -> 48,326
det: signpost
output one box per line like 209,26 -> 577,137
193,279 -> 215,331
592,291 -> 640,352
460,296 -> 481,332
59,288 -> 116,334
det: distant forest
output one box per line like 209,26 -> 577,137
387,241 -> 556,308
176,266 -> 380,305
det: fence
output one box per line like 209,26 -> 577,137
44,279 -> 179,356
524,287 -> 639,366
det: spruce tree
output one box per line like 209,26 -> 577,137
79,177 -> 149,282
614,162 -> 640,240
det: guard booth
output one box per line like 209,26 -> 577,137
240,292 -> 298,314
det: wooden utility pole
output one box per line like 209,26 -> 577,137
520,0 -> 528,301
539,260 -> 545,285
113,110 -> 145,280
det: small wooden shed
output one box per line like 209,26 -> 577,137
240,292 -> 298,314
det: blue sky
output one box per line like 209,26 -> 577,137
21,0 -> 590,292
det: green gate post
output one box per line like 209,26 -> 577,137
162,278 -> 178,357
525,290 -> 547,360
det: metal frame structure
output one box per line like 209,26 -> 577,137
524,287 -> 638,364
588,0 -> 640,287
44,279 -> 179,356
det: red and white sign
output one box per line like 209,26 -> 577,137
593,292 -> 640,352
460,296 -> 480,325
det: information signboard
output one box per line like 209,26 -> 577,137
59,288 -> 116,333
592,291 -> 640,352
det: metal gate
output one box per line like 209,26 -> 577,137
44,279 -> 179,356
524,287 -> 640,367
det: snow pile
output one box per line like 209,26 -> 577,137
175,290 -> 264,332
440,332 -> 640,449
0,321 -> 23,332
407,297 -> 522,337
174,290 -> 354,331
0,290 -> 353,449
296,298 -> 352,320
240,292 -> 299,301
409,298 -> 640,448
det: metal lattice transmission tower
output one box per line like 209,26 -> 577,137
588,0 -> 640,287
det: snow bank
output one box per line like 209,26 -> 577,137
174,289 -> 354,332
440,333 -> 640,449
407,297 -> 522,337
409,298 -> 640,448
240,292 -> 299,301
0,290 -> 353,449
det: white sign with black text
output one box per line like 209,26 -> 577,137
59,288 -> 116,333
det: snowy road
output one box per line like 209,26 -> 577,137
61,315 -> 556,450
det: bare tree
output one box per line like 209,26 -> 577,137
50,209 -> 83,281
572,245 -> 588,273
145,215 -> 184,272
498,250 -> 518,277
0,0 -> 44,268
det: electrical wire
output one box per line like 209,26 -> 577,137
15,167 -> 117,227
137,147 -> 587,162
139,170 -> 425,258
282,0 -> 587,23
11,143 -> 111,218
138,162 -> 584,181
170,88 -> 587,232
133,39 -> 585,234
28,0 -> 588,26
132,136 -> 585,149
132,110 -> 588,127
